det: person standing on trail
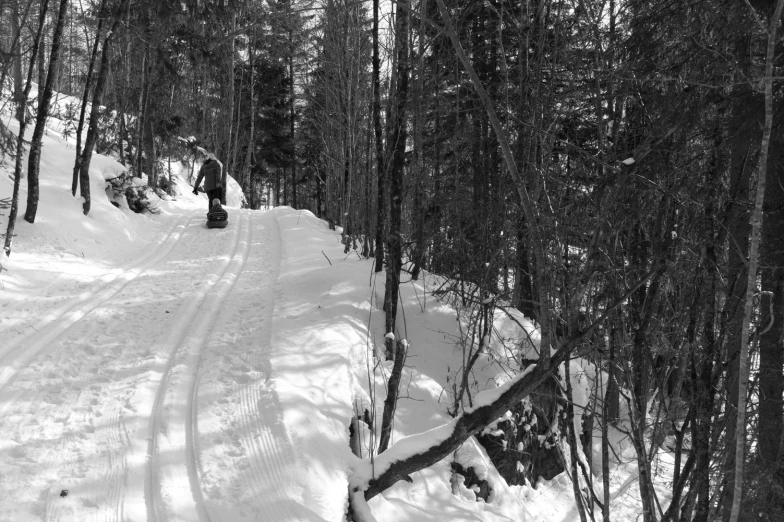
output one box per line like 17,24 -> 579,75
192,152 -> 223,210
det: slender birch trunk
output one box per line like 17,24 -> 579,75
372,0 -> 385,272
222,12 -> 235,205
566,360 -> 589,522
72,0 -> 107,196
4,0 -> 51,256
729,1 -> 784,520
288,1 -> 297,209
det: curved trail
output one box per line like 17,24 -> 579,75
144,210 -> 252,522
193,211 -> 307,521
0,214 -> 189,359
0,208 -> 333,522
0,215 -> 193,397
0,209 -> 256,520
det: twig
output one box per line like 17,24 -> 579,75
322,250 -> 332,265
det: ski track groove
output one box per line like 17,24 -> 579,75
231,215 -> 272,517
0,213 -> 185,329
207,211 -> 299,521
0,209 -> 234,521
247,212 -> 299,521
0,210 -> 306,521
146,210 -> 252,522
0,215 -> 194,399
0,210 -> 194,519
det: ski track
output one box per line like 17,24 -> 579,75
0,209 -> 311,522
0,214 -> 193,399
0,209 -> 247,521
194,210 -> 306,521
144,210 -> 252,522
0,213 -> 187,355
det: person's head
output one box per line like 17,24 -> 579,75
212,198 -> 221,208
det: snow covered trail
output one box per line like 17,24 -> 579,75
192,209 -> 312,521
0,218 -> 193,398
142,210 -> 253,522
0,208 -> 326,522
0,214 -> 193,390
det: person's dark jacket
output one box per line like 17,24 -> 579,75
194,159 -> 222,191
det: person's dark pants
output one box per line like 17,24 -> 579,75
206,187 -> 223,210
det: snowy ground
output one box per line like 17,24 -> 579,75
0,94 -> 671,521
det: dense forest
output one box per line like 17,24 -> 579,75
1,0 -> 783,520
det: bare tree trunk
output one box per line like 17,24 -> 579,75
243,29 -> 256,205
72,0 -> 107,196
37,0 -> 47,106
119,0 -> 131,166
4,0 -> 51,256
410,0 -> 427,281
24,0 -> 68,223
565,359 -> 589,522
601,324 -> 621,522
289,12 -> 297,209
24,0 -> 69,224
136,46 -> 149,178
11,0 -> 26,123
275,167 -> 280,206
143,117 -> 156,188
79,0 -> 127,215
377,0 -> 410,453
372,0 -> 384,272
729,2 -> 784,520
758,150 -> 784,464
721,33 -> 758,519
222,12 -> 235,205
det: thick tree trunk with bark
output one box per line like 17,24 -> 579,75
136,46 -> 149,178
79,2 -> 126,215
37,1 -> 47,107
758,125 -> 784,467
4,0 -> 51,256
221,12 -> 235,205
72,0 -> 107,196
243,34 -> 256,205
690,106 -> 725,522
24,0 -> 70,224
377,0 -> 410,452
143,117 -> 156,188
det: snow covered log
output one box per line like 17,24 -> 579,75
365,330 -> 578,500
363,270 -> 655,500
